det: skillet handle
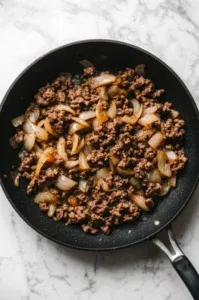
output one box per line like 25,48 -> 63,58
152,226 -> 199,300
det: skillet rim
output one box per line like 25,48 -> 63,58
0,39 -> 199,251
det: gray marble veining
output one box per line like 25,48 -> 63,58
0,0 -> 199,299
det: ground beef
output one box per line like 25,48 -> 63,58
10,65 -> 187,234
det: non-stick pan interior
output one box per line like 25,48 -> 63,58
0,40 -> 199,250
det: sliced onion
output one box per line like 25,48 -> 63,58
79,111 -> 96,120
29,107 -> 40,123
55,104 -> 76,115
92,118 -> 100,131
95,168 -> 110,180
130,194 -> 150,211
159,183 -> 171,196
147,169 -> 162,183
169,175 -> 176,187
107,85 -> 127,97
71,117 -> 90,128
69,122 -> 85,134
144,105 -> 158,115
109,154 -> 120,166
116,166 -> 134,177
98,86 -> 109,101
79,179 -> 89,193
157,150 -> 172,177
79,59 -> 94,68
23,119 -> 48,141
34,191 -> 58,204
138,114 -> 159,126
24,133 -> 35,152
166,150 -> 177,161
44,119 -> 58,137
11,115 -> 24,127
9,137 -> 19,149
148,132 -> 164,149
109,159 -> 115,173
35,147 -> 55,177
57,137 -> 68,161
65,160 -> 79,169
13,173 -> 20,187
71,134 -> 79,155
130,177 -> 141,189
92,74 -> 116,89
171,109 -> 179,119
37,119 -> 46,127
79,151 -> 90,170
33,143 -> 43,157
55,175 -> 77,191
96,101 -> 109,125
98,179 -> 112,192
48,204 -> 56,217
132,99 -> 143,119
83,145 -> 92,158
121,115 -> 137,125
107,101 -> 117,119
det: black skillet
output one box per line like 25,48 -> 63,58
0,40 -> 199,299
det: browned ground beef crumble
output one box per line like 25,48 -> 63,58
10,65 -> 187,234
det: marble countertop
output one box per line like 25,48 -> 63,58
0,0 -> 199,299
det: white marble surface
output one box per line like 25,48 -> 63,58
0,0 -> 199,299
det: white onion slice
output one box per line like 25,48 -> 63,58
23,119 -> 48,141
166,150 -> 177,161
92,118 -> 100,131
148,132 -> 164,149
98,86 -> 109,101
171,109 -> 179,119
55,175 -> 77,191
96,101 -> 109,125
98,179 -> 112,192
79,179 -> 89,193
107,101 -> 117,119
55,104 -> 76,115
33,143 -> 43,157
109,154 -> 120,166
130,177 -> 141,189
35,147 -> 54,177
132,99 -> 143,119
71,134 -> 79,155
69,122 -> 85,134
116,166 -> 134,176
121,115 -> 138,125
24,133 -> 35,152
157,150 -> 172,177
147,169 -> 162,183
29,107 -> 40,123
11,115 -> 24,127
65,160 -> 79,169
37,119 -> 46,127
169,175 -> 176,187
159,183 -> 171,196
130,194 -> 150,211
57,137 -> 68,161
48,204 -> 56,217
79,111 -> 96,120
71,117 -> 90,128
144,105 -> 158,115
138,114 -> 159,126
95,168 -> 110,180
107,85 -> 127,97
92,74 -> 116,89
44,119 -> 58,137
79,151 -> 90,170
34,191 -> 58,204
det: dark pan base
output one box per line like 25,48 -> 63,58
0,40 -> 199,250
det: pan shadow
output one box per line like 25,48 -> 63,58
49,184 -> 199,272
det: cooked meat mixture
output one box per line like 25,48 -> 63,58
10,64 -> 187,234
